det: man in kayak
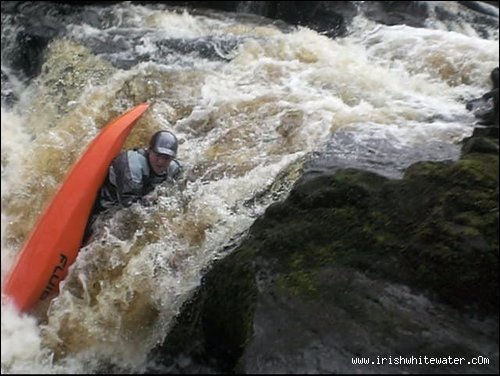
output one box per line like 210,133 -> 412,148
83,130 -> 182,243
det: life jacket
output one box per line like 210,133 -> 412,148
96,148 -> 182,211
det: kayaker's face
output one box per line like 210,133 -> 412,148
149,151 -> 172,175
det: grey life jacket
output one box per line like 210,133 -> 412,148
96,148 -> 182,211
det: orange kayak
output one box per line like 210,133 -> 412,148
2,103 -> 150,313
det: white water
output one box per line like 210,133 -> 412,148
1,2 -> 498,373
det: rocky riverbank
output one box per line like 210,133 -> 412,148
148,74 -> 499,373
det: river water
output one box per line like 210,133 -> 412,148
1,1 -> 498,373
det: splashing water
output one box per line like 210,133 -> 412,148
1,2 -> 498,373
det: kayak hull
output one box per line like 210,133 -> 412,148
2,103 -> 150,313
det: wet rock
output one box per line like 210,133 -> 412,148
359,1 -> 430,28
466,67 -> 499,127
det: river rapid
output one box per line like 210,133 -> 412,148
1,1 -> 498,373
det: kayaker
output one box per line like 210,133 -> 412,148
83,130 -> 182,243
